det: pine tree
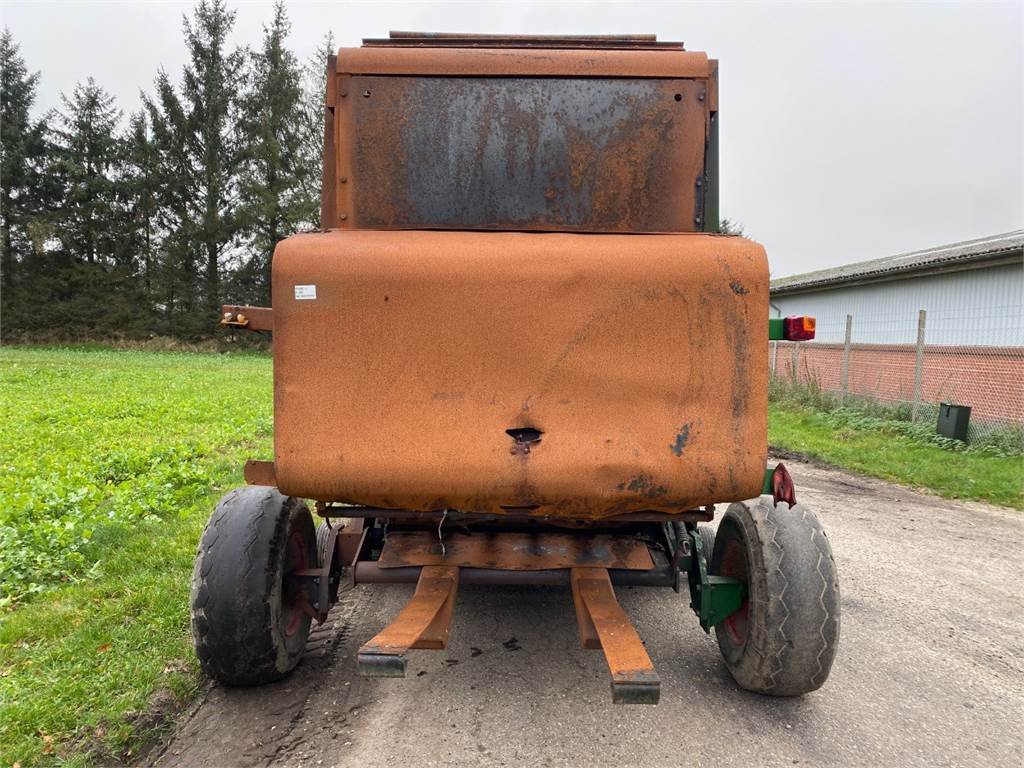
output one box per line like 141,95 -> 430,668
142,0 -> 245,336
236,1 -> 317,305
52,79 -> 122,266
46,79 -> 150,336
0,28 -> 47,309
183,0 -> 245,321
123,111 -> 160,300
144,68 -> 200,334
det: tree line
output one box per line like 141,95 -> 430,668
0,0 -> 331,340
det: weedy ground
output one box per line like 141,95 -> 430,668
769,379 -> 1023,509
0,347 -> 1019,766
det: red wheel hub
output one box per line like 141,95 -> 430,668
281,530 -> 309,637
719,537 -> 750,647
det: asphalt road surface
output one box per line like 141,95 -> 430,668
154,459 -> 1023,768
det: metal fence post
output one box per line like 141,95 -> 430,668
912,309 -> 927,421
840,314 -> 853,402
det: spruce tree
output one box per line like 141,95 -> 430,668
184,0 -> 245,321
52,79 -> 122,266
236,1 -> 316,305
47,79 -> 150,336
144,69 -> 200,334
123,111 -> 160,301
0,28 -> 47,319
142,0 -> 244,335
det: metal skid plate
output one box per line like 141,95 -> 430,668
376,530 -> 655,571
571,567 -> 661,704
357,565 -> 460,677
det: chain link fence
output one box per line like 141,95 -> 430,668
770,305 -> 1024,442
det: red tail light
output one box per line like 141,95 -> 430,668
784,316 -> 816,341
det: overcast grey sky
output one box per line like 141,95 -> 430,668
2,0 -> 1021,277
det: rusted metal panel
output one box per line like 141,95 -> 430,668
571,567 -> 660,704
336,46 -> 711,78
707,58 -> 719,113
336,76 -> 706,233
376,530 -> 655,571
352,562 -> 678,587
314,505 -> 712,524
243,460 -> 276,486
387,32 -> 660,41
320,54 -> 338,229
220,305 -> 272,331
363,32 -> 684,50
272,229 -> 768,518
357,565 -> 459,676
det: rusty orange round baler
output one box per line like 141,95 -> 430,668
195,32 -> 840,704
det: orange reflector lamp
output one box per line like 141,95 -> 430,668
783,316 -> 815,341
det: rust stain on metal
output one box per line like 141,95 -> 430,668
376,530 -> 655,571
325,41 -> 713,233
616,474 -> 669,499
669,423 -> 692,457
336,76 -> 704,233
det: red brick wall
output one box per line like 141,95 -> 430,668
773,342 -> 1024,424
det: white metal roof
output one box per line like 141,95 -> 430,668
771,231 -> 1024,295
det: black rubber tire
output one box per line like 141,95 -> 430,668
316,521 -> 332,567
191,486 -> 316,686
710,497 -> 840,696
696,523 -> 715,567
316,518 -> 351,568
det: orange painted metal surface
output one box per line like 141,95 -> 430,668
271,229 -> 767,518
376,530 -> 655,571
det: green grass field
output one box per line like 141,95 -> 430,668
0,347 -> 273,766
1,347 -> 1019,766
768,404 -> 1023,509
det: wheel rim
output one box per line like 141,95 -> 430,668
719,536 -> 750,648
281,528 -> 310,638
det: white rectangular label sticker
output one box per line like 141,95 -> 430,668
294,284 -> 317,300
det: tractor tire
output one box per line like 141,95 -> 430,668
316,520 -> 332,567
696,523 -> 715,568
710,497 -> 840,696
316,517 -> 352,567
191,486 -> 316,686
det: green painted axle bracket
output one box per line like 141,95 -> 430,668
677,525 -> 746,632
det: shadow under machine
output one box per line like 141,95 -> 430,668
198,31 -> 839,704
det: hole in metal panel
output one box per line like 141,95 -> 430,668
506,427 -> 543,444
